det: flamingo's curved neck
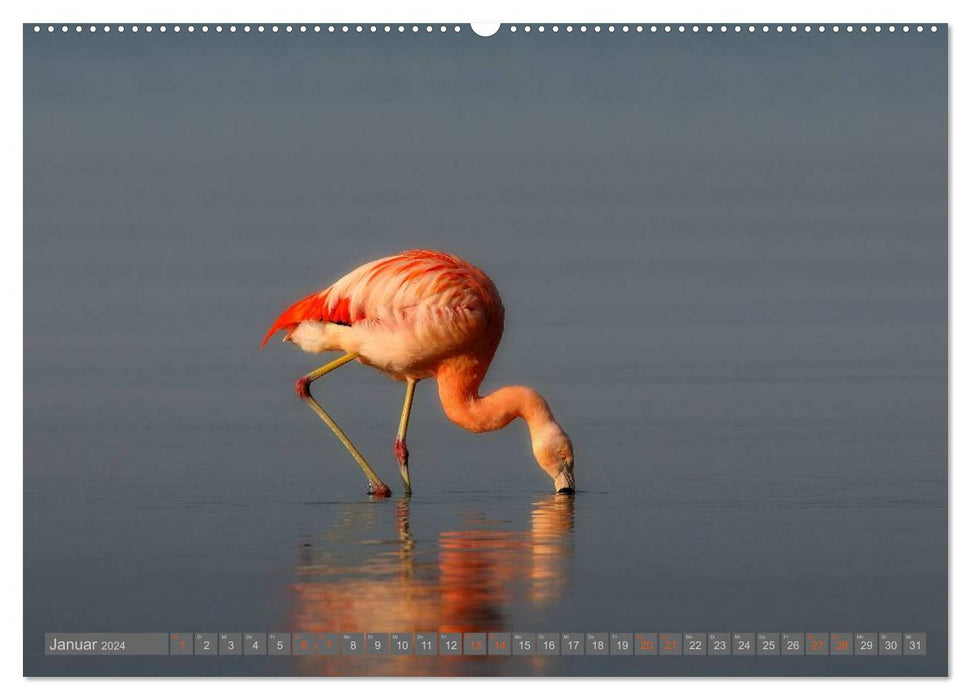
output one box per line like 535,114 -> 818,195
435,357 -> 556,438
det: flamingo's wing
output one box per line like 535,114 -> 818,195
260,250 -> 500,348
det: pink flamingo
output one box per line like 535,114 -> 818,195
261,250 -> 575,497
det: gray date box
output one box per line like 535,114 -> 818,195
390,633 -> 413,655
513,633 -> 536,655
342,633 -> 364,655
879,633 -> 902,656
195,633 -> 217,656
659,632 -> 682,656
415,633 -> 437,656
586,632 -> 609,656
903,633 -> 926,656
292,633 -> 314,655
244,633 -> 266,655
733,633 -> 755,656
219,633 -> 241,656
316,633 -> 340,655
561,633 -> 584,656
855,632 -> 878,656
170,633 -> 192,656
537,632 -> 560,655
757,632 -> 780,655
708,633 -> 730,656
610,632 -> 633,655
635,633 -> 658,655
683,632 -> 706,655
830,632 -> 853,656
367,633 -> 389,655
781,633 -> 804,656
806,632 -> 828,656
464,632 -> 486,655
439,633 -> 462,655
268,633 -> 290,655
488,632 -> 511,655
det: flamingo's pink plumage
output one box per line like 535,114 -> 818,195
261,250 -> 502,350
262,249 -> 575,495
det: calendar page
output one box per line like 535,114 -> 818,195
23,21 -> 947,677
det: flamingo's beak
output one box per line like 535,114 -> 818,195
554,469 -> 575,494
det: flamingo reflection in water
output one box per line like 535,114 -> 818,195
291,495 -> 575,675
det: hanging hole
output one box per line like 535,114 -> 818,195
471,23 -> 500,37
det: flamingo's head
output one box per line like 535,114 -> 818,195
532,422 -> 575,494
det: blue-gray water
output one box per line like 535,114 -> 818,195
24,25 -> 947,676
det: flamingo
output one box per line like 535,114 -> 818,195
261,249 -> 575,497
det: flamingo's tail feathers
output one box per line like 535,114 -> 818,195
260,290 -> 331,349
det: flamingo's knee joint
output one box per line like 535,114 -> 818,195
393,439 -> 409,464
294,376 -> 313,399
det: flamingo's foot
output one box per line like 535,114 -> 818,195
368,483 -> 392,498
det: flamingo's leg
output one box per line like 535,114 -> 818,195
295,352 -> 391,497
394,379 -> 418,495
